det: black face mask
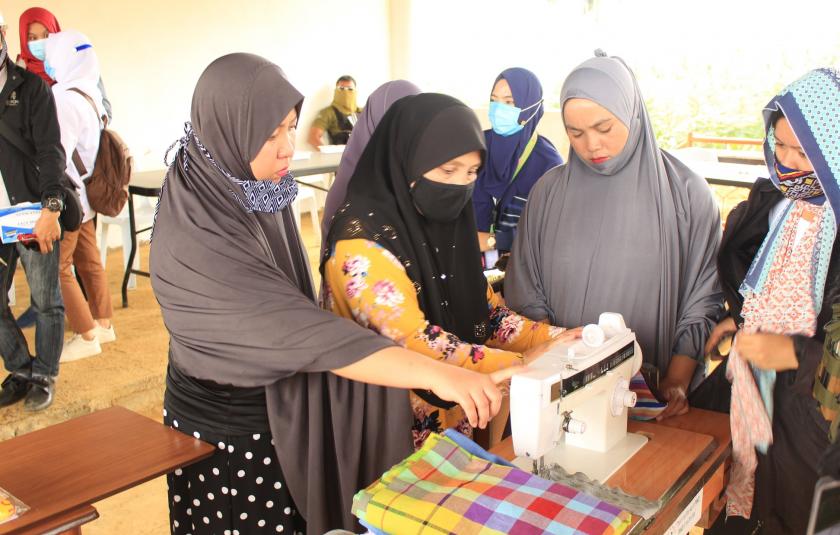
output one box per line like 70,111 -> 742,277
410,176 -> 475,222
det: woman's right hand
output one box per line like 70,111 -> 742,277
427,364 -> 524,429
332,346 -> 525,429
704,316 -> 737,358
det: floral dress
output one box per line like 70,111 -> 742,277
323,239 -> 566,448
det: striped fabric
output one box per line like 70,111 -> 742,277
628,373 -> 666,421
353,432 -> 633,534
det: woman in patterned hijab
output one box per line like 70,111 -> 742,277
697,68 -> 840,534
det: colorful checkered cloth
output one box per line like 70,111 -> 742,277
353,432 -> 633,534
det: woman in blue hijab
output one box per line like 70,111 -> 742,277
473,67 -> 563,264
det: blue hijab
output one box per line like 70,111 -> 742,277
479,68 -> 546,197
474,68 -> 563,237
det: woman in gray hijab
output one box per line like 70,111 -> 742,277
150,53 -> 516,535
505,52 -> 724,419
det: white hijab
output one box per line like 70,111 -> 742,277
44,30 -> 104,118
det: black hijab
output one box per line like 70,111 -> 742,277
150,53 -> 413,533
323,93 -> 490,349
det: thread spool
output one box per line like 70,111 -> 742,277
582,324 -> 606,348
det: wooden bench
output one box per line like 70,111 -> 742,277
0,406 -> 215,534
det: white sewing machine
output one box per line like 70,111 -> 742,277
510,312 -> 648,483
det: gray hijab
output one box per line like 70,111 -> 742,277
319,79 -> 421,253
150,53 -> 413,533
505,54 -> 723,382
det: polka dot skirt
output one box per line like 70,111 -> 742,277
164,409 -> 305,534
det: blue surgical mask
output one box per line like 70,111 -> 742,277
28,39 -> 47,61
44,59 -> 56,80
488,99 -> 543,137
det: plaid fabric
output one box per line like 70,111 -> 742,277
353,432 -> 632,534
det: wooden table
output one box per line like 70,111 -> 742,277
11,506 -> 98,535
0,407 -> 215,534
490,408 -> 731,534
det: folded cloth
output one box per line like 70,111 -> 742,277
628,373 -> 667,421
353,431 -> 633,534
443,428 -> 515,467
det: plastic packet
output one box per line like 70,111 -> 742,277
0,486 -> 29,524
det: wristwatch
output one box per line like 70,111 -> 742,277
42,197 -> 63,213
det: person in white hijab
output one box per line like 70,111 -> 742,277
44,30 -> 114,363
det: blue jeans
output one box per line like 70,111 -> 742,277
0,242 -> 64,377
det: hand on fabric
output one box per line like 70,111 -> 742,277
734,333 -> 798,371
655,383 -> 688,421
33,209 -> 61,254
704,316 -> 737,359
521,327 -> 582,364
655,355 -> 696,421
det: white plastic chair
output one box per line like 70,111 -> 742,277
293,174 -> 329,243
292,186 -> 321,243
96,197 -> 157,289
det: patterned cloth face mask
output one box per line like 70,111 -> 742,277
165,122 -> 298,214
774,159 -> 824,200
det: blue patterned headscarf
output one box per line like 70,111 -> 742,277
741,68 -> 840,307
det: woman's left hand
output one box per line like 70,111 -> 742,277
734,333 -> 798,371
655,381 -> 689,421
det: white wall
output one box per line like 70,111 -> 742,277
2,0 -> 392,169
393,0 -> 840,153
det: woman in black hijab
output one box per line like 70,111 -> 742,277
322,94 -> 578,448
150,54 -> 517,535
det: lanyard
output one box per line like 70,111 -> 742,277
490,132 -> 538,234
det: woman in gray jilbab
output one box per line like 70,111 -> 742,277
150,53 -> 517,535
505,52 -> 724,420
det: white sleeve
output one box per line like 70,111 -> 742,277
52,91 -> 84,189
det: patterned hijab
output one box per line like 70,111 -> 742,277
742,68 -> 840,317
